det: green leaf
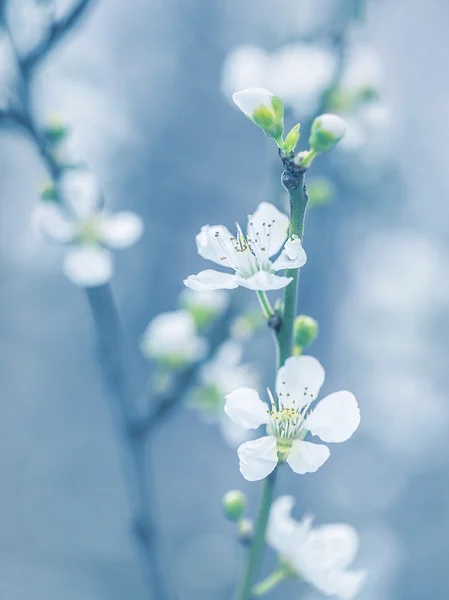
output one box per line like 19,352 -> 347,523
282,123 -> 301,153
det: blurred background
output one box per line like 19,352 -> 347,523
0,0 -> 448,598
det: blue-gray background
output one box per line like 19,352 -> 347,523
0,0 -> 448,598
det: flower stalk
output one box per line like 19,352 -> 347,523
234,470 -> 277,600
256,290 -> 275,319
253,566 -> 289,596
233,160 -> 309,600
276,159 -> 309,368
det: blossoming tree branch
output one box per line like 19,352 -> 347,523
193,88 -> 367,600
0,1 -> 371,598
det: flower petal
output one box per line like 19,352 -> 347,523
272,236 -> 307,271
32,203 -> 76,244
141,309 -> 206,363
237,271 -> 292,291
237,436 -> 278,481
63,246 -> 113,287
267,495 -> 312,556
184,270 -> 239,291
305,391 -> 360,443
300,524 -> 361,572
59,169 -> 101,219
248,202 -> 289,256
309,569 -> 367,599
232,87 -> 274,118
196,225 -> 235,268
276,355 -> 325,408
286,440 -> 330,474
100,211 -> 143,248
225,387 -> 269,429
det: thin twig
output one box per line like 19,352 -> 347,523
21,0 -> 95,74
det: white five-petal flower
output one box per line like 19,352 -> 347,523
184,202 -> 306,292
267,496 -> 367,599
224,355 -> 360,481
32,170 -> 143,287
140,310 -> 207,368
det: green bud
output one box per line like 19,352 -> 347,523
233,88 -> 284,143
223,490 -> 246,522
294,315 -> 318,350
282,123 -> 301,154
309,113 -> 347,153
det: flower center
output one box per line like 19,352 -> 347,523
214,218 -> 277,278
264,387 -> 314,460
77,216 -> 103,244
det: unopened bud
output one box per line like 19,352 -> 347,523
294,315 -> 318,350
223,490 -> 246,522
233,88 -> 284,143
309,113 -> 347,153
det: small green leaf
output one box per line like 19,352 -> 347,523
282,123 -> 301,153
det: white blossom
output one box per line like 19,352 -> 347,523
140,310 -> 207,368
32,170 -> 143,287
221,44 -> 335,117
224,356 -> 360,481
184,202 -> 306,292
179,288 -> 229,327
267,496 -> 367,599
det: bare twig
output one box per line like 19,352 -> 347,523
21,0 -> 95,74
0,9 -> 243,598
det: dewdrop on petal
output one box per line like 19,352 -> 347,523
232,88 -> 284,143
309,113 -> 347,153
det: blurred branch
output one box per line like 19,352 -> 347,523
21,0 -> 95,74
0,6 -> 220,599
85,284 -> 175,600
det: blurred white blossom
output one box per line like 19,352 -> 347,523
184,202 -> 306,292
193,341 -> 259,447
140,310 -> 207,368
224,356 -> 360,481
180,288 -> 229,328
267,496 -> 367,599
221,44 -> 335,117
32,170 -> 143,287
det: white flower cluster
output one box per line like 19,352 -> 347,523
33,169 -> 143,287
221,43 -> 336,118
221,38 -> 391,158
